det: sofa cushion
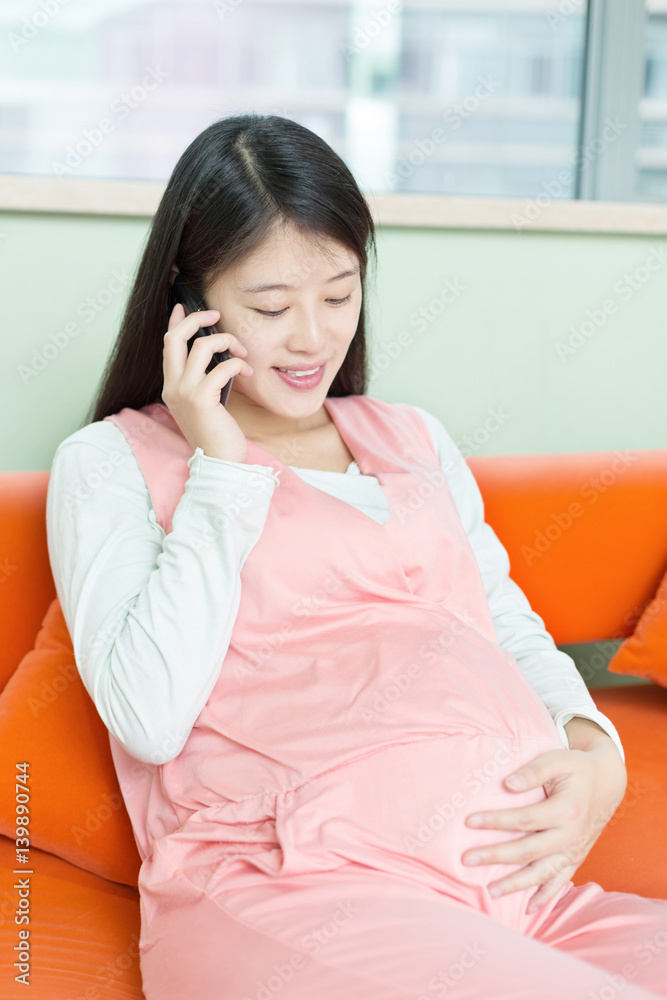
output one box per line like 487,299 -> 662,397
0,597 -> 141,886
571,684 -> 667,898
0,834 -> 143,999
607,567 -> 667,686
0,471 -> 55,694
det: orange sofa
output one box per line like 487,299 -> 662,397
1,447 -> 666,999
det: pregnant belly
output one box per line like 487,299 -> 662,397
267,733 -> 562,917
173,606 -> 563,810
147,730 -> 567,934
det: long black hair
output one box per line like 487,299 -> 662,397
84,113 -> 378,427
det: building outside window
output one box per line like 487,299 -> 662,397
0,0 -> 664,202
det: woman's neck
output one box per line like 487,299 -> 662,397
225,390 -> 330,441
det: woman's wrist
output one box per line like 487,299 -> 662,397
564,715 -> 627,801
563,715 -> 614,752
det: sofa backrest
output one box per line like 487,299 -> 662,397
1,447 -> 666,690
467,447 -> 667,645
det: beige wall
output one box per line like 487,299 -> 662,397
1,203 -> 666,472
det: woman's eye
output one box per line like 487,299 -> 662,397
255,308 -> 286,319
254,293 -> 353,319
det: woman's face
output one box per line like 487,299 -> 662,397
203,224 -> 363,425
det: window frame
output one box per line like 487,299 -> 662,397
576,0 -> 649,200
2,172 -> 667,232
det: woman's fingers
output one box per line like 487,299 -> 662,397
163,307 -> 220,388
502,749 -> 575,792
167,301 -> 186,330
163,307 -> 251,397
164,304 -> 248,360
466,793 -> 568,834
525,868 -> 576,912
164,306 -> 220,352
161,302 -> 252,463
459,737 -> 626,909
486,855 -> 576,902
462,828 -> 559,868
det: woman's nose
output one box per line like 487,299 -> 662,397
285,309 -> 328,353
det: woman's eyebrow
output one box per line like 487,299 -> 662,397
239,266 -> 360,294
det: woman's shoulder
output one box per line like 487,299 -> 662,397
49,420 -> 138,495
342,393 -> 442,426
52,418 -> 133,464
351,395 -> 458,454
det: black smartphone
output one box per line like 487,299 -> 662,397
168,272 -> 234,408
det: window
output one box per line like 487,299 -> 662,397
0,0 -> 664,202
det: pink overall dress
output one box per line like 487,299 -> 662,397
104,395 -> 667,1000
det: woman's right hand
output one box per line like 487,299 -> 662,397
162,303 -> 254,464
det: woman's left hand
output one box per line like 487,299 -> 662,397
461,717 -> 628,913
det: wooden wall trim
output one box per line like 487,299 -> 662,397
2,173 -> 667,234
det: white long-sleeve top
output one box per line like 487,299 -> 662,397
45,402 -> 624,766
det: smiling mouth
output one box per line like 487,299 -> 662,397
274,366 -> 323,376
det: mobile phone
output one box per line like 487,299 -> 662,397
168,272 -> 234,408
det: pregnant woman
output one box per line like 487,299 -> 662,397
46,114 -> 667,998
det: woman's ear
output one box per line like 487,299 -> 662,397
168,263 -> 180,287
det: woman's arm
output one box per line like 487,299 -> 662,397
408,404 -> 628,908
409,403 -> 624,761
46,419 -> 279,764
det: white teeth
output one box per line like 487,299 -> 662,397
278,367 -> 320,376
